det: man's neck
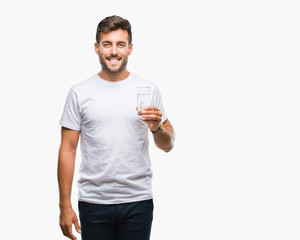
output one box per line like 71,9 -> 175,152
98,69 -> 130,82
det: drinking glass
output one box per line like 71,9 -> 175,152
137,87 -> 150,114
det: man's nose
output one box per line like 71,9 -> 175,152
111,45 -> 118,55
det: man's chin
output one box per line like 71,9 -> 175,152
102,64 -> 127,74
106,68 -> 123,74
99,58 -> 128,74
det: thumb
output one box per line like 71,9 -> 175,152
74,218 -> 81,234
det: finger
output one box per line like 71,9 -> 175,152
142,113 -> 160,118
142,113 -> 161,118
142,115 -> 161,122
143,107 -> 160,112
142,109 -> 162,117
74,218 -> 81,234
142,110 -> 162,116
61,225 -> 76,240
60,225 -> 68,237
145,106 -> 160,111
66,224 -> 77,240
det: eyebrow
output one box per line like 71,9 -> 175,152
102,40 -> 127,44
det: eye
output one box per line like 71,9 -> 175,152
103,43 -> 111,47
118,43 -> 126,47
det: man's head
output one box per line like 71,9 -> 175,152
95,16 -> 133,75
96,15 -> 132,45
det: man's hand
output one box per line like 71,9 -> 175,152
59,207 -> 81,240
137,106 -> 175,152
139,106 -> 162,131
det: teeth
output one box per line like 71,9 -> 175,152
109,59 -> 119,62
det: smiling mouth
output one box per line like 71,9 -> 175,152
107,57 -> 121,64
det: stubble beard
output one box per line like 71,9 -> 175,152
98,54 -> 128,74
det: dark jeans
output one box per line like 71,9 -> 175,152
78,199 -> 154,240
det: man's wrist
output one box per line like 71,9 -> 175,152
151,122 -> 163,134
59,199 -> 72,209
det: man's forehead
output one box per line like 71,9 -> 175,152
99,29 -> 129,42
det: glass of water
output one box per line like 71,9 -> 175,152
137,87 -> 150,114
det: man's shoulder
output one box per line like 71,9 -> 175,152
132,73 -> 156,88
70,74 -> 98,93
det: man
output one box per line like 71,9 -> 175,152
58,15 -> 175,240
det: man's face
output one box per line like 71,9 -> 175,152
95,29 -> 133,74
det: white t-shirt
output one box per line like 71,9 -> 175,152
59,73 -> 167,204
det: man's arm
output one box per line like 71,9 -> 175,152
152,119 -> 175,152
57,127 -> 81,240
140,106 -> 175,152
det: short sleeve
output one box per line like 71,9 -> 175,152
59,88 -> 81,131
151,85 -> 168,123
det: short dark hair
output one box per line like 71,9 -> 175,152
96,15 -> 132,45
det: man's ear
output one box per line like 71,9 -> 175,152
128,43 -> 133,56
94,42 -> 99,55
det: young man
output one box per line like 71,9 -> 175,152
58,15 -> 175,240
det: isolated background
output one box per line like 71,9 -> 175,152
0,0 -> 299,239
